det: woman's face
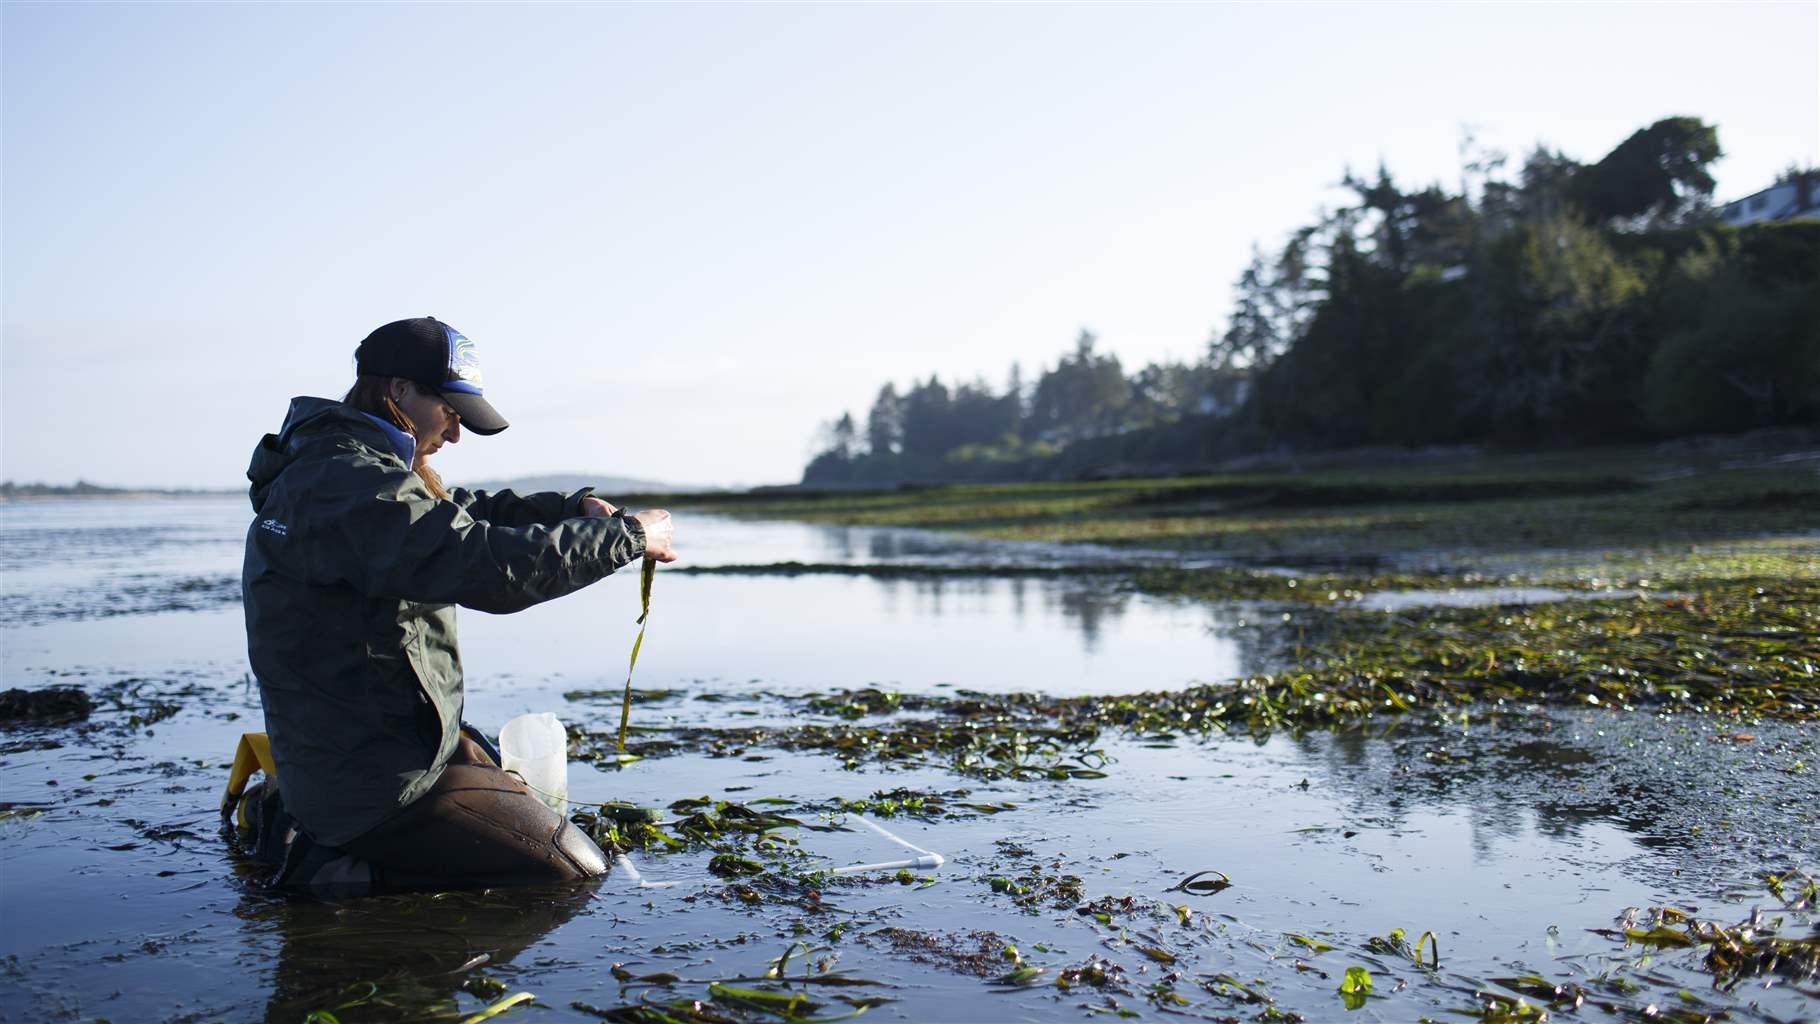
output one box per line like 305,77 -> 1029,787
391,380 -> 462,458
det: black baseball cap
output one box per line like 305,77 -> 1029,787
355,317 -> 510,435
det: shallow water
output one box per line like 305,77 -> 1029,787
1,497 -> 1815,1022
1355,585 -> 1590,612
0,496 -> 246,625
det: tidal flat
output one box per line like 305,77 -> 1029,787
1,447 -> 1816,1023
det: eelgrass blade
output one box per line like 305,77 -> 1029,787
461,991 -> 535,1024
618,558 -> 657,752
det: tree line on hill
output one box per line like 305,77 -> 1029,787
804,116 -> 1819,484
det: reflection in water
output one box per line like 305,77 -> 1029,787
251,882 -> 594,1022
863,528 -> 1012,563
867,531 -> 895,562
521,571 -> 1276,697
1296,720 -> 1613,863
736,515 -> 1158,569
1283,711 -> 1819,894
1056,587 -> 1126,652
864,577 -> 1142,656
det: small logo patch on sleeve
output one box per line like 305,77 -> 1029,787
259,518 -> 289,537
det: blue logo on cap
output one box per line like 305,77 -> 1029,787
443,325 -> 485,396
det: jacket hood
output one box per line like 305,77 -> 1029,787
247,397 -> 396,509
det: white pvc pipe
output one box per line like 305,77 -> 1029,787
826,815 -> 946,876
612,813 -> 944,888
827,853 -> 945,876
614,853 -> 677,889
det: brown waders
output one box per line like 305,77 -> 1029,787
338,734 -> 609,887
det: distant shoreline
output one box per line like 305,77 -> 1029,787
0,483 -> 240,501
0,473 -> 705,502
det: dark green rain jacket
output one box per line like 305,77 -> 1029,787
242,397 -> 646,846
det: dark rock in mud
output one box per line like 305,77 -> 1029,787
0,686 -> 94,725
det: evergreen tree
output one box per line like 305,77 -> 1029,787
865,384 -> 903,456
1126,361 -> 1202,427
1029,331 -> 1130,443
1004,362 -> 1028,433
900,376 -> 954,457
802,411 -> 860,483
1211,248 -> 1282,372
1570,116 -> 1722,225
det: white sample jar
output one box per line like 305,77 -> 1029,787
498,712 -> 569,814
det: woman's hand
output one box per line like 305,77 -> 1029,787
582,496 -> 619,517
630,509 -> 677,562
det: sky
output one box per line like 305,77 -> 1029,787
3,2 -> 1816,491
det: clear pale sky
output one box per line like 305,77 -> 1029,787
3,2 -> 1815,490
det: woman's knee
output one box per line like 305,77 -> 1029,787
347,765 -> 609,885
444,767 -> 608,880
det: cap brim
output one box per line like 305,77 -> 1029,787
440,390 -> 509,436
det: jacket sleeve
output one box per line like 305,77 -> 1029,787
306,461 -> 644,613
449,486 -> 596,528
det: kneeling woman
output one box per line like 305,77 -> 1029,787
242,316 -> 675,888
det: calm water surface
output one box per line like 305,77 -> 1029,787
1,497 -> 1813,1023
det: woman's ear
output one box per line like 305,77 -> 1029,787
388,378 -> 409,403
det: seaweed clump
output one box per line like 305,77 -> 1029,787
1057,575 -> 1820,737
0,686 -> 93,725
1593,876 -> 1819,991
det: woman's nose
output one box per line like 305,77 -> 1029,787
446,418 -> 461,444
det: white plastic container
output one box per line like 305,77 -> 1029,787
498,712 -> 568,814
